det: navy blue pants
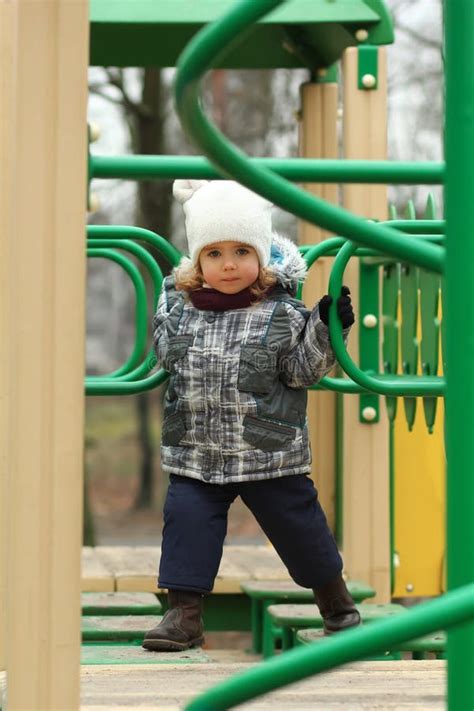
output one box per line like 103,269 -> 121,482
158,474 -> 342,594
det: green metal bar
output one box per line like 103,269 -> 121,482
328,241 -> 445,396
90,154 -> 444,184
184,583 -> 474,711
445,2 -> 474,708
335,387 -> 344,546
385,219 -> 444,234
358,261 -> 380,422
174,0 -> 444,274
87,248 -> 148,377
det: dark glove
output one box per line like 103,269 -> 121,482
318,286 -> 355,329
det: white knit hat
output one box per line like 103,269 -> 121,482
173,179 -> 273,267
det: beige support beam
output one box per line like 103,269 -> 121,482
0,0 -> 16,675
298,81 -> 339,531
341,47 -> 391,601
6,2 -> 89,708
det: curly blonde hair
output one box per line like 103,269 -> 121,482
173,259 -> 278,304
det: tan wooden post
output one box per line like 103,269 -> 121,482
6,1 -> 89,708
341,47 -> 391,601
0,0 -> 16,676
298,78 -> 339,530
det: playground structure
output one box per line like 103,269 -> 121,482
1,1 -> 473,710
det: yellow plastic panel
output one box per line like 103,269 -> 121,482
393,398 -> 445,597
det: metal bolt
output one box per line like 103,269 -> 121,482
363,314 -> 378,329
362,406 -> 377,422
88,193 -> 100,213
406,583 -> 414,593
361,73 -> 376,89
355,29 -> 369,42
88,122 -> 101,142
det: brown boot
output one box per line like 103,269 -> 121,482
313,575 -> 361,635
142,590 -> 205,651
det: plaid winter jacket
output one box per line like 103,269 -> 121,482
153,233 -> 349,485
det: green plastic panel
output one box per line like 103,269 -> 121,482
400,202 -> 419,430
90,0 -> 393,69
382,262 -> 399,422
358,44 -> 378,89
420,195 -> 441,433
359,261 -> 380,423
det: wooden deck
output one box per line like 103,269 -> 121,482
82,545 -> 290,593
78,546 -> 446,709
80,659 -> 445,710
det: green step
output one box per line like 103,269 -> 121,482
241,579 -> 375,603
81,592 -> 161,616
82,615 -> 160,642
267,602 -> 406,629
297,628 -> 446,655
262,603 -> 407,659
241,580 -> 376,656
81,644 -> 209,665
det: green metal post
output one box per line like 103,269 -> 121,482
445,1 -> 474,708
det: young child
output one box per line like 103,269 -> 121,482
143,179 -> 359,652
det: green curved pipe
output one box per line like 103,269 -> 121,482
86,368 -> 169,396
87,248 -> 148,378
87,225 -> 183,267
174,0 -> 444,274
85,226 -> 175,395
328,241 -> 445,396
86,237 -> 163,382
86,239 -> 163,383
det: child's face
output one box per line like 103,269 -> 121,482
199,241 -> 260,293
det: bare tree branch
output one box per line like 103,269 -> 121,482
103,67 -> 138,115
89,85 -> 125,106
395,21 -> 442,51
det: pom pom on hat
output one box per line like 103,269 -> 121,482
173,179 -> 273,267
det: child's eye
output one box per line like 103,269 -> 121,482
236,248 -> 249,255
208,250 -> 220,257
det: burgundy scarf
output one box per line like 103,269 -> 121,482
189,285 -> 275,311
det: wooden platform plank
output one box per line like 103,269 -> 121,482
80,660 -> 445,709
85,545 -> 296,594
82,547 -> 115,592
81,592 -> 161,616
230,545 -> 289,580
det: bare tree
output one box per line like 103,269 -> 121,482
387,0 -> 443,213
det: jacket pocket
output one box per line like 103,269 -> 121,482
238,344 -> 278,394
164,334 -> 193,371
242,415 -> 296,452
161,411 -> 187,446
